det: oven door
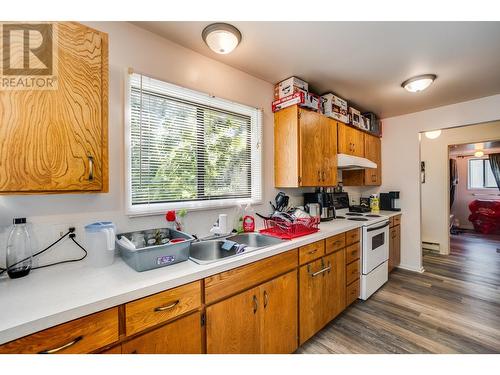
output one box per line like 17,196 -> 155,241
362,220 -> 390,274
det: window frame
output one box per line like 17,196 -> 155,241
124,71 -> 263,216
467,157 -> 497,190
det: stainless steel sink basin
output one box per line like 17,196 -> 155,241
226,233 -> 284,248
189,233 -> 284,265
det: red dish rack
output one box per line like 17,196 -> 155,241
259,216 -> 320,240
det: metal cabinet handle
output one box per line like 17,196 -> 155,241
322,171 -> 326,182
38,336 -> 83,354
317,170 -> 321,182
264,291 -> 269,308
307,249 -> 317,255
334,240 -> 342,246
88,155 -> 94,181
311,265 -> 331,277
154,300 -> 180,312
253,295 -> 258,314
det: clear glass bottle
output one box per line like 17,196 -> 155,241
6,218 -> 33,279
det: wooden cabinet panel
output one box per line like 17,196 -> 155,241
364,134 -> 381,186
345,242 -> 360,264
299,240 -> 325,265
299,108 -> 324,186
321,116 -> 338,186
394,215 -> 401,226
346,279 -> 360,306
206,286 -> 261,354
274,105 -> 300,187
125,281 -> 201,336
323,250 -> 346,322
389,225 -> 401,273
337,122 -> 364,157
325,233 -> 345,254
260,271 -> 298,354
346,228 -> 360,245
122,312 -> 202,354
0,22 -> 108,193
0,308 -> 118,354
100,345 -> 121,354
299,257 -> 325,344
204,249 -> 298,304
346,259 -> 360,285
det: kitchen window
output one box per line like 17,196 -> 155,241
125,72 -> 262,215
468,158 -> 497,189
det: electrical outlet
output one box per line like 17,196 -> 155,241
52,224 -> 84,241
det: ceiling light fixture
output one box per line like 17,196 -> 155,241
402,74 -> 437,93
425,130 -> 442,139
474,150 -> 484,157
202,23 -> 241,55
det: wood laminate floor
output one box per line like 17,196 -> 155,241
297,231 -> 500,353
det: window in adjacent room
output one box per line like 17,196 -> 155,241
468,158 -> 497,189
125,72 -> 262,215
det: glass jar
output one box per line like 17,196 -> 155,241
6,218 -> 33,279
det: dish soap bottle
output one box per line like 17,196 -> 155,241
6,218 -> 33,279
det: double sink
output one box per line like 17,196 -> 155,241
189,233 -> 284,265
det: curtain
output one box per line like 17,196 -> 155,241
489,153 -> 500,190
450,158 -> 458,208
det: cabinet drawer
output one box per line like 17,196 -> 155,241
345,243 -> 360,264
346,259 -> 360,286
345,228 -> 360,245
205,249 -> 298,304
299,240 -> 325,265
0,308 -> 119,354
393,215 -> 401,226
325,233 -> 345,254
346,279 -> 360,306
125,281 -> 201,336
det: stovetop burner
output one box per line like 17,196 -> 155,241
348,217 -> 369,221
365,214 -> 381,217
346,212 -> 363,216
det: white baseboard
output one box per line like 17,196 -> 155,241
396,263 -> 425,273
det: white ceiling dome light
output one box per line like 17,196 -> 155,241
202,23 -> 242,54
474,150 -> 484,157
402,74 -> 437,93
425,130 -> 442,139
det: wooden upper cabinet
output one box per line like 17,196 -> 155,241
274,105 -> 337,187
0,22 -> 108,193
342,133 -> 382,186
337,122 -> 364,157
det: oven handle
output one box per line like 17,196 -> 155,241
367,221 -> 390,232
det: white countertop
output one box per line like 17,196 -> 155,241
0,211 -> 401,345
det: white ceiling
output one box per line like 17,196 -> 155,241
133,21 -> 500,118
449,140 -> 500,156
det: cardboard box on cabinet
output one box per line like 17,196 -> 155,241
321,93 -> 349,123
274,76 -> 309,99
272,90 -> 320,112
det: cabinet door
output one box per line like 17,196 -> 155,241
323,250 -> 346,322
206,286 -> 261,354
122,312 -> 202,354
0,22 -> 108,193
299,109 -> 323,186
299,257 -> 327,345
337,123 -> 364,157
320,116 -> 338,186
393,225 -> 401,268
364,134 -> 381,186
274,105 -> 300,187
260,270 -> 298,354
388,227 -> 396,272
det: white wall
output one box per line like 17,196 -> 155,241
0,22 -> 301,268
420,122 -> 500,253
382,95 -> 500,272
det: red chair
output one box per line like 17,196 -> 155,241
468,199 -> 500,234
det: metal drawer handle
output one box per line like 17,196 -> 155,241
334,240 -> 343,246
310,265 -> 331,277
39,336 -> 83,354
322,171 -> 326,182
264,291 -> 269,308
88,155 -> 94,181
154,300 -> 180,312
307,249 -> 317,255
253,295 -> 258,314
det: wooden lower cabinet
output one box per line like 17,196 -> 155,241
206,270 -> 298,354
299,249 -> 345,345
389,223 -> 401,272
122,312 -> 202,354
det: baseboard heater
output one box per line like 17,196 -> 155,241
422,241 -> 440,252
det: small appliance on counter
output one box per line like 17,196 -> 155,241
303,189 -> 336,221
85,221 -> 116,268
380,191 -> 401,211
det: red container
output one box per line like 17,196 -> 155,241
259,216 -> 320,240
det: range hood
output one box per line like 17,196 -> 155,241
337,153 -> 377,170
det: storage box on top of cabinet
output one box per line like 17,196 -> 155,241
0,22 -> 109,194
274,76 -> 309,99
321,93 -> 349,123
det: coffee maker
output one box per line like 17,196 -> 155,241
380,191 -> 401,211
303,191 -> 336,221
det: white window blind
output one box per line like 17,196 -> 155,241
125,72 -> 262,215
468,158 -> 497,189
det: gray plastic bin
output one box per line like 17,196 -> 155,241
116,228 -> 194,272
